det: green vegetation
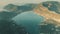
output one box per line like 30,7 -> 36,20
0,19 -> 28,34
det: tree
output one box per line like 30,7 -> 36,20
0,19 -> 28,34
39,19 -> 56,34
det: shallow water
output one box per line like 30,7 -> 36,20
13,11 -> 44,34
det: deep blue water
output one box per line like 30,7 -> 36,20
13,11 -> 44,34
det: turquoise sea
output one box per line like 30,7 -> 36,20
13,11 -> 44,34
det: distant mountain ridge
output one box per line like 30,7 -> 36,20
0,3 -> 37,19
0,1 -> 60,20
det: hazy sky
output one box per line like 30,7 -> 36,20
0,0 -> 59,9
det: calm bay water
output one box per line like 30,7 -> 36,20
13,11 -> 44,34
